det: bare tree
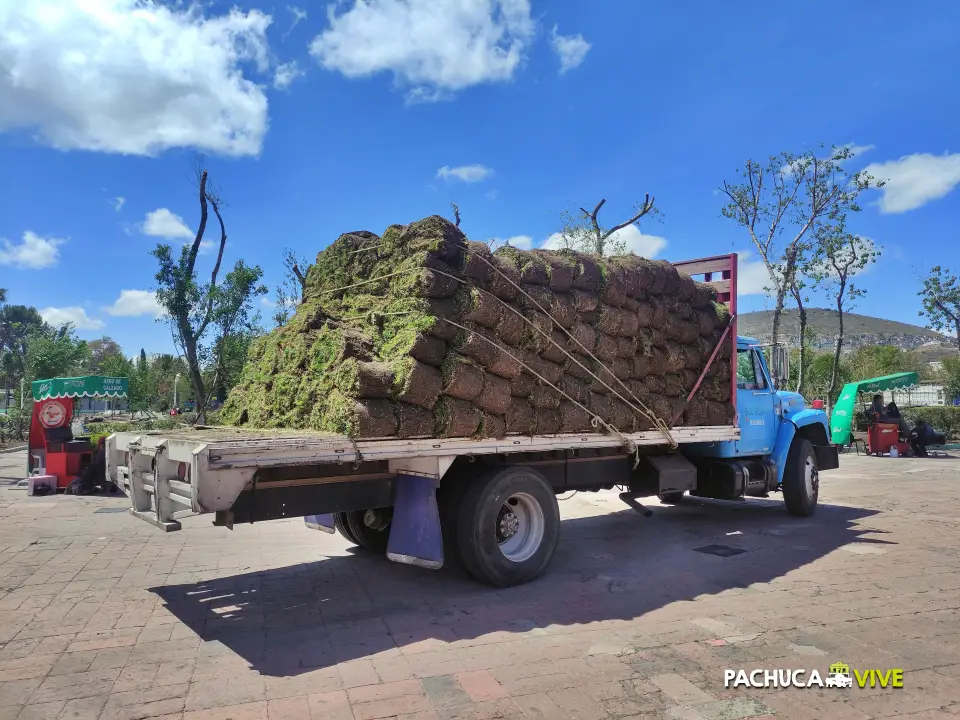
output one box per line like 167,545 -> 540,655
555,196 -> 657,255
719,145 -> 881,373
152,164 -> 266,422
450,202 -> 461,228
806,222 -> 879,410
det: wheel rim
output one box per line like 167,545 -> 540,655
804,455 -> 819,500
496,492 -> 544,563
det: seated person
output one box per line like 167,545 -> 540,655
870,394 -> 889,422
908,419 -> 947,458
886,401 -> 910,437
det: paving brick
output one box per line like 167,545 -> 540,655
9,702 -> 65,720
338,661 -> 380,690
454,671 -> 506,703
266,696 -> 311,720
650,673 -> 714,705
57,695 -> 108,720
183,701 -> 267,720
306,690 -> 354,720
348,679 -> 424,704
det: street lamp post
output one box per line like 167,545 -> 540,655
173,373 -> 181,412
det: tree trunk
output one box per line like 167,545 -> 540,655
790,284 -> 808,396
828,287 -> 846,410
956,319 -> 960,353
770,284 -> 789,388
183,340 -> 206,424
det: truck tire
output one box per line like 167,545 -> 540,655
455,466 -> 560,588
437,474 -> 472,571
783,438 -> 819,517
333,513 -> 358,545
658,491 -> 685,504
344,508 -> 392,553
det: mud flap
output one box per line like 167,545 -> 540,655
387,473 -> 443,570
304,514 -> 335,533
814,444 -> 840,471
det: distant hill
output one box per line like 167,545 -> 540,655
738,309 -> 952,353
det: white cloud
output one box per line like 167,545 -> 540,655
309,0 -> 535,102
489,235 -> 533,251
113,197 -> 126,212
436,164 -> 493,182
39,306 -> 104,331
542,226 -> 666,258
841,143 -> 874,157
140,208 -> 194,239
0,1 -> 272,157
550,26 -> 590,74
103,290 -> 166,318
485,189 -> 499,200
274,61 -> 304,89
737,251 -> 773,296
0,231 -> 64,269
864,152 -> 960,213
284,6 -> 308,38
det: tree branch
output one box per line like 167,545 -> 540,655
185,171 -> 209,280
603,193 -> 655,239
197,198 -> 228,339
292,263 -> 306,296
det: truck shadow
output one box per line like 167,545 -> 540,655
149,497 -> 887,677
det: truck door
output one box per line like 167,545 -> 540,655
735,348 -> 777,456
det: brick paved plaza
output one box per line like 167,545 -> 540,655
1,450 -> 959,719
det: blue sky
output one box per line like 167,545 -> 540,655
1,0 -> 959,355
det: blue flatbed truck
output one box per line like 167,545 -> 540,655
107,254 -> 839,587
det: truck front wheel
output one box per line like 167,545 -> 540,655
782,438 -> 819,517
456,467 -> 560,588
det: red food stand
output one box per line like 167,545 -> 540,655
27,376 -> 129,490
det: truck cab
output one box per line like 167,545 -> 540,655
678,336 -> 839,516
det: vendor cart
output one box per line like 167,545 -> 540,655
27,376 -> 129,490
830,372 -> 918,455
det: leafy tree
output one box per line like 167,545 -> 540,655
0,303 -> 46,396
272,247 -> 308,327
554,196 -> 657,255
806,223 -> 879,410
24,325 -> 89,382
848,345 -> 922,381
86,337 -> 124,374
919,266 -> 960,351
939,356 -> 960,403
152,166 -> 267,422
719,145 -> 881,373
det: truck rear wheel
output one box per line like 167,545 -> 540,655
334,513 -> 359,545
783,438 -> 819,517
344,508 -> 393,553
658,491 -> 685,504
455,466 -> 560,588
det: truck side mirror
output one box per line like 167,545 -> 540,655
772,344 -> 789,390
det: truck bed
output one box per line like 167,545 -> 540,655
106,424 -> 738,530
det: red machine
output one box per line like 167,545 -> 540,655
866,422 -> 910,457
28,397 -> 92,489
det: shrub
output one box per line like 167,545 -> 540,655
901,406 -> 960,440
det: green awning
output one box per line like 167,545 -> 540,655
830,372 -> 919,444
32,376 -> 129,401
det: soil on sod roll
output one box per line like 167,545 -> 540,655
220,215 -> 734,439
